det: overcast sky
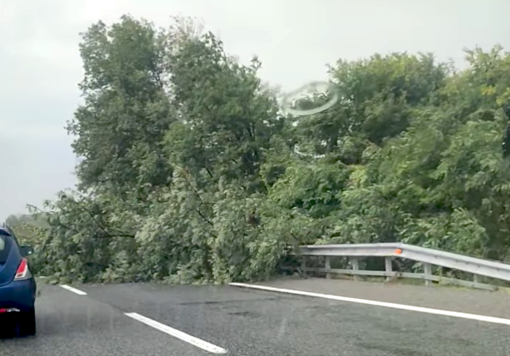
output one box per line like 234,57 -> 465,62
1,0 -> 510,221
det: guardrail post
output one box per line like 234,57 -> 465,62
325,256 -> 331,279
424,263 -> 432,286
473,274 -> 479,284
350,257 -> 360,281
301,256 -> 306,275
385,257 -> 393,282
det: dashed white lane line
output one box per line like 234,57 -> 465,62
60,284 -> 87,296
125,312 -> 228,354
229,282 -> 510,326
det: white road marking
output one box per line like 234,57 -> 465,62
229,282 -> 510,326
125,312 -> 228,354
60,284 -> 87,296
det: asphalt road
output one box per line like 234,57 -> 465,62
1,279 -> 510,355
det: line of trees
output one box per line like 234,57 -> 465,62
9,15 -> 510,284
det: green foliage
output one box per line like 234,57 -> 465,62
68,15 -> 174,194
14,16 -> 510,283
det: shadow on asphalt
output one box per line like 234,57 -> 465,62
0,315 -> 35,340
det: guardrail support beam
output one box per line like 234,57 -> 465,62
296,242 -> 510,289
350,257 -> 360,281
325,256 -> 331,279
424,263 -> 432,286
385,257 -> 393,282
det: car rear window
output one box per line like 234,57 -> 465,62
0,236 -> 8,264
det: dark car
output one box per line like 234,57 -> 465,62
0,224 -> 36,336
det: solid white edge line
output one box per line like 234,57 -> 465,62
229,282 -> 510,326
60,284 -> 87,296
125,312 -> 228,355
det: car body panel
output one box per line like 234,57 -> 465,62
0,279 -> 36,312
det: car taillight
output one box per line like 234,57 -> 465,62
14,258 -> 32,281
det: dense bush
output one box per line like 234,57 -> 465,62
9,16 -> 510,284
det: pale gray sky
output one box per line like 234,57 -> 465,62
1,0 -> 509,220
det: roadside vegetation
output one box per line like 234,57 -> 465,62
7,16 -> 510,284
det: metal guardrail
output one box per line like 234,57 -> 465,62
289,243 -> 510,291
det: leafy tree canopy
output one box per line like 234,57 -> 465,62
10,15 -> 510,283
